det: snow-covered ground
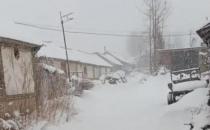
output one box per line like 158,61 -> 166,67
28,73 -> 210,130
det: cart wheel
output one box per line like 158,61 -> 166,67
167,93 -> 175,105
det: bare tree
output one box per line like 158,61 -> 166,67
143,0 -> 170,73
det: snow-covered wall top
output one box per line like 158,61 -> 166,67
37,45 -> 112,67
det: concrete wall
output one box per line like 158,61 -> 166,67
1,46 -> 35,95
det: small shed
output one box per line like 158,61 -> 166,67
157,47 -> 207,71
0,37 -> 40,117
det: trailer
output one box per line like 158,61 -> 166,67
164,48 -> 209,104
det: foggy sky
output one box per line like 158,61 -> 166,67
0,0 -> 209,57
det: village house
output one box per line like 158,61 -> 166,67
37,45 -> 112,80
0,37 -> 41,117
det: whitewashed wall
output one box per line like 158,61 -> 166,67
107,68 -> 111,73
1,46 -> 35,95
45,58 -> 112,80
86,65 -> 94,79
94,66 -> 100,79
68,62 -> 77,73
100,67 -> 106,75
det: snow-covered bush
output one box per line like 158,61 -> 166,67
100,70 -> 127,84
0,118 -> 11,130
41,63 -> 65,74
127,71 -> 148,83
33,61 -> 75,124
158,66 -> 168,75
0,118 -> 21,130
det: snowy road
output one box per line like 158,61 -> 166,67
35,74 -> 209,130
69,74 -> 172,130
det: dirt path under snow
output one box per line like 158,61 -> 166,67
69,75 -> 171,130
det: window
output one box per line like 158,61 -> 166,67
14,47 -> 20,60
84,66 -> 87,74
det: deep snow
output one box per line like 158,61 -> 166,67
28,73 -> 210,130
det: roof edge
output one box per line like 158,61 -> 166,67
0,36 -> 41,48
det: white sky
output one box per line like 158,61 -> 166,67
0,0 -> 209,57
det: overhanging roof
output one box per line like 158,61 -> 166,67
0,36 -> 41,53
0,36 -> 41,48
197,22 -> 210,47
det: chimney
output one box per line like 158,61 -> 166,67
104,46 -> 107,53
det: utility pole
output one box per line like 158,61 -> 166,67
60,12 -> 73,81
149,10 -> 152,74
60,12 -> 74,123
189,31 -> 192,47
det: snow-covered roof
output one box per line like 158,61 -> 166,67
37,44 -> 112,67
107,51 -> 131,64
157,47 -> 206,52
202,22 -> 210,30
99,51 -> 133,66
102,53 -> 123,66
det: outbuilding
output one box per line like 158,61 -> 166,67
0,37 -> 40,117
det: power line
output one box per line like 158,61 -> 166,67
14,21 -> 197,38
14,21 -> 147,37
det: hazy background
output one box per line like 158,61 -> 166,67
0,0 -> 209,58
